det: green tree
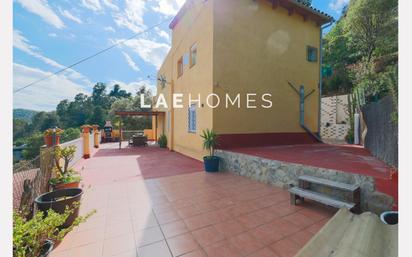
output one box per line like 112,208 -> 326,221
13,119 -> 29,142
60,128 -> 82,143
344,0 -> 398,62
87,106 -> 107,127
56,99 -> 70,127
22,132 -> 44,159
109,84 -> 132,98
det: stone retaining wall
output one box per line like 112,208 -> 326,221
216,150 -> 393,214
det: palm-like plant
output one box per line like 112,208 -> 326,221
200,129 -> 218,158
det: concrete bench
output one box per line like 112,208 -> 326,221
289,175 -> 360,212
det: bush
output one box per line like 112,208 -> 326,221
200,129 -> 219,158
49,145 -> 81,186
22,133 -> 44,160
60,128 -> 81,143
158,134 -> 167,148
13,206 -> 95,257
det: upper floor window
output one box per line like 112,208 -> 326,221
307,46 -> 318,62
190,43 -> 197,67
188,104 -> 196,133
177,57 -> 183,77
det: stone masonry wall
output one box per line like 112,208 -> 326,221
216,150 -> 394,214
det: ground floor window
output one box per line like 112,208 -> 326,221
188,104 -> 196,133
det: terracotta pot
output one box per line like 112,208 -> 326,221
53,181 -> 80,190
44,135 -> 61,147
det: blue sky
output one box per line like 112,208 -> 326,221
13,0 -> 348,111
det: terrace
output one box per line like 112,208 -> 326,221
48,142 -> 336,257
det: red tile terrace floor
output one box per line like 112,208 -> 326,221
225,144 -> 398,207
50,143 -> 336,257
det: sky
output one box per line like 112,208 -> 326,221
13,0 -> 348,111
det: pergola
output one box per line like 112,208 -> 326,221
114,111 -> 165,149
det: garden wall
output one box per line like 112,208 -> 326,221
216,150 -> 394,214
361,96 -> 398,167
60,137 -> 83,167
320,94 -> 350,141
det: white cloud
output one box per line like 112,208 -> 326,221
113,0 -> 146,33
329,0 -> 350,13
59,8 -> 82,24
116,38 -> 170,69
81,0 -> 103,12
13,63 -> 89,111
102,0 -> 119,11
109,79 -> 156,95
104,26 -> 116,32
122,52 -> 140,72
14,30 -> 90,84
157,30 -> 170,41
16,0 -> 65,29
151,0 -> 185,16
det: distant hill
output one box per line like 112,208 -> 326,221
13,109 -> 38,122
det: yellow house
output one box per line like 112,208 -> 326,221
154,0 -> 333,160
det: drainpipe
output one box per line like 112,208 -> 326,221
299,85 -> 322,143
318,21 -> 334,137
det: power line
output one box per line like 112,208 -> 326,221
14,18 -> 172,94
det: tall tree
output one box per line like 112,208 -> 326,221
344,0 -> 398,62
109,84 -> 132,98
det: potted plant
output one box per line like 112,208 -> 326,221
35,188 -> 84,228
44,128 -> 63,147
13,207 -> 94,257
158,134 -> 167,148
49,145 -> 81,190
200,129 -> 220,172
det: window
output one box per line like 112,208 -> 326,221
190,43 -> 197,67
177,57 -> 183,77
307,46 -> 318,62
188,104 -> 196,133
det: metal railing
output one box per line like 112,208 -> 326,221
13,156 -> 41,210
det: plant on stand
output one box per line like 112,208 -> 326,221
49,145 -> 81,190
43,128 -> 64,147
200,129 -> 220,172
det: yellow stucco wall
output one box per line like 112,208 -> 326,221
156,0 -> 323,160
213,0 -> 321,134
156,0 -> 214,160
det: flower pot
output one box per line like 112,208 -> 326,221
380,211 -> 398,225
44,135 -> 60,147
35,188 -> 83,228
203,156 -> 220,172
53,181 -> 80,190
39,240 -> 54,257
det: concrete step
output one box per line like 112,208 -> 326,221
289,187 -> 356,210
298,175 -> 359,192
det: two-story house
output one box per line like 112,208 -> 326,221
154,0 -> 333,160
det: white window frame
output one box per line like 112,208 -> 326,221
188,104 -> 197,133
190,43 -> 197,67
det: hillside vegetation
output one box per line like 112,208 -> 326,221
13,83 -> 153,160
322,0 -> 398,103
13,109 -> 38,122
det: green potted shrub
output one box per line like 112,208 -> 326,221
13,207 -> 94,257
49,145 -> 81,190
158,134 -> 167,148
200,129 -> 220,172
